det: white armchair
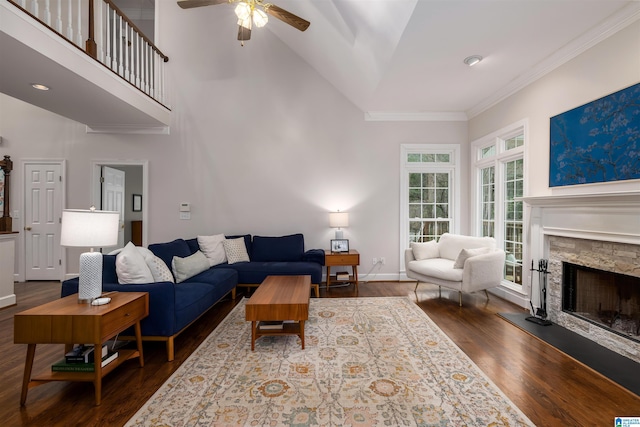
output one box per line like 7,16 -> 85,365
405,233 -> 506,306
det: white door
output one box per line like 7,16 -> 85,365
24,163 -> 62,280
101,166 -> 125,249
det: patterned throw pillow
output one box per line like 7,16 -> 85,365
171,250 -> 210,283
222,237 -> 250,264
453,247 -> 491,269
146,255 -> 175,283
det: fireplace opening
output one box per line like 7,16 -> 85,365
562,262 -> 640,343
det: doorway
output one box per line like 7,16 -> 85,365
91,161 -> 148,249
22,160 -> 65,281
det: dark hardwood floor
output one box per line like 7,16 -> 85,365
1,281 -> 638,426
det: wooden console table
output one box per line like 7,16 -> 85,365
14,292 -> 148,406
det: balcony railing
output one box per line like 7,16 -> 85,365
8,0 -> 169,106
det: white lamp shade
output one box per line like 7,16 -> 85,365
60,209 -> 120,248
234,2 -> 251,20
253,8 -> 268,27
329,212 -> 349,228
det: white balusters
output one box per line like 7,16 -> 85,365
11,0 -> 168,106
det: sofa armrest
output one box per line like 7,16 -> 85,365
404,248 -> 416,271
303,249 -> 325,265
462,250 -> 506,293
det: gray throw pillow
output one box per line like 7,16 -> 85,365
172,250 -> 209,283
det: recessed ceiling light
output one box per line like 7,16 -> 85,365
463,55 -> 483,67
31,83 -> 50,91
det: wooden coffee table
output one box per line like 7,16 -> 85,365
245,275 -> 311,351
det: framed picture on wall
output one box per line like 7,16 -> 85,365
133,194 -> 142,212
330,239 -> 349,253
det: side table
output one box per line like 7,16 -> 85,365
14,291 -> 149,406
324,249 -> 360,291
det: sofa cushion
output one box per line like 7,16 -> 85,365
438,233 -> 496,260
223,238 -> 250,264
116,242 -> 154,284
251,234 -> 304,262
411,240 -> 439,260
408,258 -> 463,282
172,250 -> 210,283
218,261 -> 322,285
197,234 -> 227,266
149,239 -> 192,272
453,247 -> 491,269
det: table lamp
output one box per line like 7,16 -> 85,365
329,211 -> 349,239
60,207 -> 120,303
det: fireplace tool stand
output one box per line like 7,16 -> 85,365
526,259 -> 552,326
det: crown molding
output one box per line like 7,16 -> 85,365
85,125 -> 170,135
364,111 -> 468,122
466,2 -> 640,119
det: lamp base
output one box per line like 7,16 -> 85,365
335,230 -> 344,239
78,251 -> 103,303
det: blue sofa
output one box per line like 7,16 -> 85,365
61,233 -> 323,361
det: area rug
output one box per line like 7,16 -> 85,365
126,297 -> 534,426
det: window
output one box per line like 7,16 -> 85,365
473,123 -> 526,288
401,145 -> 460,267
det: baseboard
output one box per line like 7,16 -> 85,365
489,286 -> 529,308
0,293 -> 17,309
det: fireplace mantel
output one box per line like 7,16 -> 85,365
521,190 -> 640,207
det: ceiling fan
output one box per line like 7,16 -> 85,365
177,0 -> 310,45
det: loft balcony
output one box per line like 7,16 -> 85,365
0,0 -> 171,134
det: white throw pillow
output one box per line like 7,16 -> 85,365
172,250 -> 210,283
145,253 -> 175,283
453,247 -> 491,269
197,234 -> 227,266
116,242 -> 154,284
411,240 -> 439,260
222,238 -> 250,264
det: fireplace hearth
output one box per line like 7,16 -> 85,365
562,262 -> 640,342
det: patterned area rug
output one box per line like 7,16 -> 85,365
126,297 -> 534,426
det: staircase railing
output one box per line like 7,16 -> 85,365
7,0 -> 169,107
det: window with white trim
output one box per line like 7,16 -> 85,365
473,126 -> 525,287
400,145 -> 460,266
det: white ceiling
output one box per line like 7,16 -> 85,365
258,0 -> 639,118
1,0 -> 639,128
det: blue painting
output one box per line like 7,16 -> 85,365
549,82 -> 640,187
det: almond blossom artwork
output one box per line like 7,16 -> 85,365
550,82 -> 640,187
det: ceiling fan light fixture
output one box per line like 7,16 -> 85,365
238,16 -> 252,30
234,2 -> 252,20
463,55 -> 483,67
253,8 -> 268,28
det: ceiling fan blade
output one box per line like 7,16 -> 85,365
177,0 -> 229,9
264,4 -> 310,32
238,25 -> 251,41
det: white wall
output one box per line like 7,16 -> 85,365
0,2 -> 468,279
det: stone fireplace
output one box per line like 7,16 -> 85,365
546,236 -> 640,362
525,191 -> 640,364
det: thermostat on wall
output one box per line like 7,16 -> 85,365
179,203 -> 190,212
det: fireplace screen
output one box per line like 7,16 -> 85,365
562,262 -> 640,342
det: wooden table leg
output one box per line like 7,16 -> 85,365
20,344 -> 36,406
251,321 -> 256,351
94,341 -> 102,406
326,266 -> 331,289
134,321 -> 144,367
353,265 -> 359,292
300,320 -> 305,350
